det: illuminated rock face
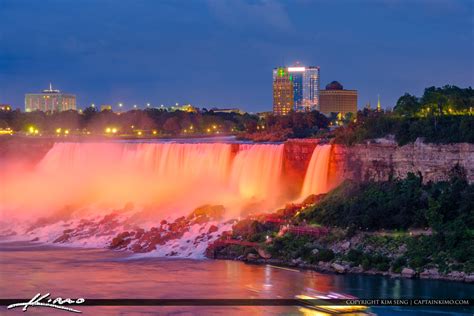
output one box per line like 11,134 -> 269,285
332,141 -> 474,184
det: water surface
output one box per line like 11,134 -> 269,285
0,242 -> 472,315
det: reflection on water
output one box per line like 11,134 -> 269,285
0,242 -> 472,315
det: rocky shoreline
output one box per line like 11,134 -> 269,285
214,255 -> 474,283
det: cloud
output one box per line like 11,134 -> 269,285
207,0 -> 294,33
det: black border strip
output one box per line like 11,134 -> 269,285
1,299 -> 473,307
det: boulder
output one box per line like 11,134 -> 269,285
257,248 -> 272,259
246,253 -> 258,260
331,263 -> 347,273
207,225 -> 218,234
465,274 -> 474,283
341,241 -> 351,251
447,271 -> 465,281
401,268 -> 415,278
189,205 -> 225,222
420,268 -> 440,279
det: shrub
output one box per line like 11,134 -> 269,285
316,249 -> 335,262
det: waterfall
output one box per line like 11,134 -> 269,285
0,141 -> 336,257
300,144 -> 332,199
1,142 -> 285,219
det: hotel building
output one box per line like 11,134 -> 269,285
25,84 -> 76,112
273,64 -> 320,113
272,67 -> 294,115
319,81 -> 358,116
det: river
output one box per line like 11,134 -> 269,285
0,242 -> 472,315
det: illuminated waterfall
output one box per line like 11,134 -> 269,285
0,141 -> 336,256
300,144 -> 332,199
1,142 -> 286,219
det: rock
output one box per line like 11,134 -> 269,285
53,233 -> 70,243
257,248 -> 272,259
398,244 -> 407,253
401,268 -> 415,278
208,225 -> 218,234
341,241 -> 351,251
465,274 -> 474,283
246,253 -> 258,260
292,257 -> 303,265
447,271 -> 465,281
420,268 -> 440,279
331,263 -> 347,273
188,205 -> 225,222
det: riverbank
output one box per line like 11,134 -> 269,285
214,249 -> 474,284
208,170 -> 474,284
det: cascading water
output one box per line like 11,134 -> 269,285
0,141 -> 334,257
300,144 -> 332,199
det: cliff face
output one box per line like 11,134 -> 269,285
332,140 -> 474,184
1,136 -> 473,184
282,139 -> 317,195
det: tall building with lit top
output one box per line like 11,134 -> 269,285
25,84 -> 76,113
272,67 -> 294,115
273,64 -> 320,112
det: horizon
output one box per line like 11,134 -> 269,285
0,0 -> 473,112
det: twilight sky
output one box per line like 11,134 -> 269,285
0,0 -> 473,112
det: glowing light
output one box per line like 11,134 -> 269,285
28,126 -> 35,134
64,130 -> 69,135
287,67 -> 305,72
137,131 -> 142,136
189,126 -> 193,130
91,103 -> 95,107
105,127 -> 111,133
212,125 -> 217,129
146,103 -> 151,107
34,129 -> 39,134
111,128 -> 117,134
56,128 -> 62,134
118,103 -> 123,107
133,104 -> 137,109
0,128 -> 13,135
152,130 -> 157,135
206,128 -> 211,133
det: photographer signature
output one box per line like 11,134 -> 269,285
7,293 -> 85,313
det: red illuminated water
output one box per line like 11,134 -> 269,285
0,141 -> 333,257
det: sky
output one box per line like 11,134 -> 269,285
0,0 -> 473,112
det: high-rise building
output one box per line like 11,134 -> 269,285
273,64 -> 320,112
25,84 -> 76,113
272,67 -> 294,115
319,81 -> 358,116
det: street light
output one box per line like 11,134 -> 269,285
146,103 -> 151,107
133,104 -> 137,109
118,103 -> 123,108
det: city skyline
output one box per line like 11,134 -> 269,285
0,0 -> 473,112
